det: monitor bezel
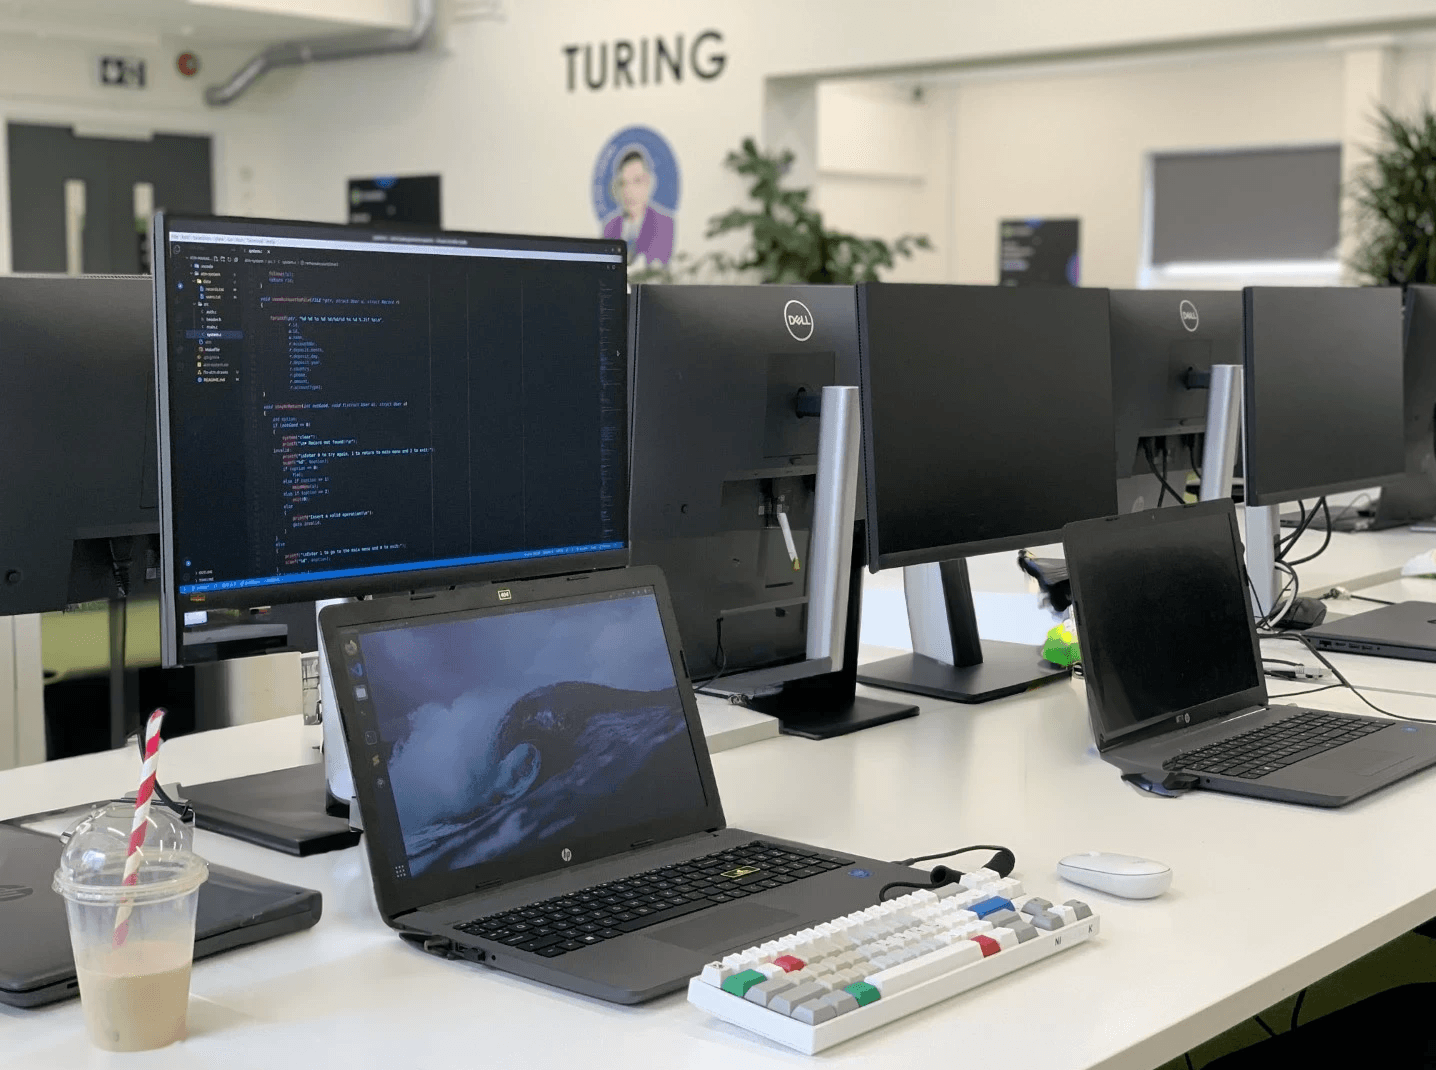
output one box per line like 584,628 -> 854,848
154,211 -> 630,668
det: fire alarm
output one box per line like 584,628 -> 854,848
176,52 -> 200,78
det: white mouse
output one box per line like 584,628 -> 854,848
1057,852 -> 1171,899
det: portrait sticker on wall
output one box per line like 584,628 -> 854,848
592,126 -> 680,269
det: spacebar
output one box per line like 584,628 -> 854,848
616,898 -> 718,933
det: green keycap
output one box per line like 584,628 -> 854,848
844,981 -> 881,1007
722,969 -> 767,997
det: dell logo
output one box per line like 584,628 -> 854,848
0,885 -> 32,903
1177,713 -> 1191,725
561,848 -> 573,863
497,589 -> 512,602
1179,300 -> 1199,332
783,299 -> 814,342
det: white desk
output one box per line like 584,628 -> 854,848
6,669 -> 1436,1069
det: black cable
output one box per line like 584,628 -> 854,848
1263,683 -> 1340,699
1350,593 -> 1396,605
1254,1015 -> 1277,1038
696,618 -> 733,696
1184,1054 -> 1196,1070
1189,436 -> 1202,482
1290,988 -> 1307,1031
1297,635 -> 1436,723
1277,499 -> 1310,558
893,844 -> 1013,867
1144,440 -> 1189,507
1283,499 -> 1333,567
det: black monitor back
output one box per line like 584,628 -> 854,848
1369,284 -> 1436,527
628,284 -> 858,680
858,283 -> 1117,570
0,275 -> 158,614
1109,290 -> 1243,478
1242,286 -> 1405,507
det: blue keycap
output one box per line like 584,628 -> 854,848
970,896 -> 1015,919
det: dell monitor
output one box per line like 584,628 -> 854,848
1242,285 -> 1405,615
153,212 -> 627,846
1108,290 -> 1243,511
855,282 -> 1118,704
628,284 -> 916,738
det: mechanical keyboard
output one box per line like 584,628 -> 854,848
1163,710 -> 1386,779
453,841 -> 851,958
688,868 -> 1099,1054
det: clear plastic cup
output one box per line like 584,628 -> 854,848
52,801 -> 208,1052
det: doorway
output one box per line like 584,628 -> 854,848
7,122 -> 212,275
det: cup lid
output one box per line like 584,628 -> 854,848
53,801 -> 207,903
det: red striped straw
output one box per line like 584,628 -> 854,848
112,708 -> 166,948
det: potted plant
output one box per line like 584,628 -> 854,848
1351,107 -> 1436,285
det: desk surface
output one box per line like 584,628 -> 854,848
5,667 -> 1436,1069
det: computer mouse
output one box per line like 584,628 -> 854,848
1056,852 -> 1172,899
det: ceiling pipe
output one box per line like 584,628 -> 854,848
204,0 -> 435,106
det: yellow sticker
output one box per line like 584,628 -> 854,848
721,866 -> 760,879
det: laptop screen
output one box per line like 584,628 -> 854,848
339,586 -> 710,884
1066,502 -> 1264,743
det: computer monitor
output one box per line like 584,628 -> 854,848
0,275 -> 158,617
153,213 -> 628,844
1284,284 -> 1436,531
154,213 -> 629,669
1242,286 -> 1405,618
1108,290 -> 1243,510
855,282 -> 1118,704
627,284 -> 917,738
1243,286 -> 1404,508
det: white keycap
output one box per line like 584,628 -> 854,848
1051,904 -> 1078,925
721,953 -> 748,970
960,868 -> 1000,890
933,883 -> 962,899
990,927 -> 1019,951
990,877 -> 1024,900
909,889 -> 939,904
700,962 -> 734,986
756,962 -> 787,980
864,937 -> 984,996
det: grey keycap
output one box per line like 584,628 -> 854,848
1029,910 -> 1065,931
744,976 -> 798,1006
1065,900 -> 1093,920
771,982 -> 830,1016
794,999 -> 838,1025
1009,920 -> 1039,943
822,990 -> 861,1016
985,909 -> 1021,928
1021,897 -> 1052,917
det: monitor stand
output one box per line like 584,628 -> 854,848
727,522 -> 919,740
182,599 -> 360,855
856,559 -> 1068,704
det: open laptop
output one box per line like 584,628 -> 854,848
0,822 -> 322,1007
1063,500 -> 1436,807
318,565 -> 920,1004
1304,601 -> 1436,664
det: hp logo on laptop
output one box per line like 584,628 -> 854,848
561,848 -> 573,863
497,588 -> 512,602
0,885 -> 33,903
1179,300 -> 1199,332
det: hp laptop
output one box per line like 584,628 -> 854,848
1304,602 -> 1436,664
318,565 -> 920,1004
1064,500 -> 1436,807
0,822 -> 322,1008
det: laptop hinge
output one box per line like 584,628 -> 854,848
629,838 -> 655,851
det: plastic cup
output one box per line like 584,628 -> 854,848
53,801 -> 208,1052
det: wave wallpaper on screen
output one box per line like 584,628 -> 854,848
358,594 -> 705,876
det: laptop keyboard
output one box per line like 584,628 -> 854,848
1163,710 -> 1387,779
454,841 -> 853,958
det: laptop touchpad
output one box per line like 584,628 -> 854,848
648,903 -> 798,952
1310,746 -> 1413,777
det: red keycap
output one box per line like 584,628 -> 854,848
772,955 -> 806,973
973,935 -> 1000,958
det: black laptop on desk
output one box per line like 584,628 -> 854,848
1304,601 -> 1436,664
0,822 -> 322,1007
1063,500 -> 1436,807
318,565 -> 919,1004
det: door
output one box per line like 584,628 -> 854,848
7,122 -> 212,275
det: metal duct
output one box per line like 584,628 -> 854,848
205,0 -> 436,106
